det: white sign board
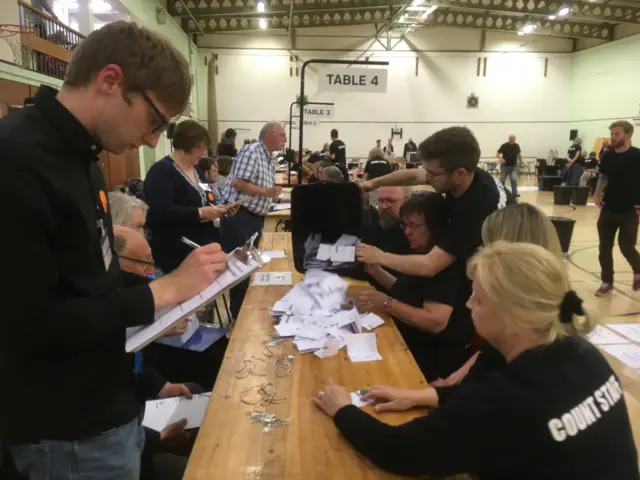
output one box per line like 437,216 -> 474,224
292,119 -> 320,129
294,105 -> 335,121
318,67 -> 388,93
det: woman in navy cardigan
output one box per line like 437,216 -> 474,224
144,120 -> 232,274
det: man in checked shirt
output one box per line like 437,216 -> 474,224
220,121 -> 285,318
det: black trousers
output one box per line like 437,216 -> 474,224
220,207 -> 265,319
598,208 -> 640,284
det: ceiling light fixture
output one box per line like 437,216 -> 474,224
259,17 -> 267,29
558,6 -> 570,16
548,14 -> 556,19
521,23 -> 534,33
411,0 -> 425,6
257,1 -> 265,13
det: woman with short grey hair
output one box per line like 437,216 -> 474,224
108,191 -> 148,233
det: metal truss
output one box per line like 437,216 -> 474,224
184,9 -> 393,31
422,10 -> 612,39
441,0 -> 640,24
169,0 -> 405,17
172,0 -> 614,37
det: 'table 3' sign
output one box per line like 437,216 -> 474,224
318,67 -> 388,93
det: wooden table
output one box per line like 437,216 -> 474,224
184,233 -> 429,479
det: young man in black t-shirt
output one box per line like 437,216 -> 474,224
358,126 -> 513,280
594,121 -> 640,296
329,128 -> 346,168
565,137 -> 583,185
496,134 -> 521,197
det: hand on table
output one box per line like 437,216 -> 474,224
361,385 -> 419,413
357,290 -> 388,312
313,383 -> 352,418
158,382 -> 193,399
356,243 -> 384,265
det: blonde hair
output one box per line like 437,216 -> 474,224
482,203 -> 563,259
109,191 -> 147,227
368,147 -> 385,160
468,242 -> 596,342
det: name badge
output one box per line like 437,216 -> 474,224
98,219 -> 113,270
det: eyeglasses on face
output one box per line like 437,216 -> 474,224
119,255 -> 155,267
138,90 -> 169,134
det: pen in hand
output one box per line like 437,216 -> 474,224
180,237 -> 202,250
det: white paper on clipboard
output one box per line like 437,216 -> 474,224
126,249 -> 269,352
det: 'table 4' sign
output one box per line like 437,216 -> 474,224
318,67 -> 388,94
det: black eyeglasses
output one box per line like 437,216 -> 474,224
139,90 -> 169,134
119,255 -> 155,267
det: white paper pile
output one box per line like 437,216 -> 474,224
346,333 -> 383,363
270,270 -> 385,360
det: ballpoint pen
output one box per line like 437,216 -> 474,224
180,237 -> 202,249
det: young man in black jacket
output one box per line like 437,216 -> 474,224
0,22 -> 227,480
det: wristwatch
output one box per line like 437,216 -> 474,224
384,296 -> 393,309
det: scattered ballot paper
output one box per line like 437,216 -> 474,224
586,325 -> 630,346
142,393 -> 211,432
351,391 -> 375,408
314,339 -> 344,359
346,333 -> 383,363
264,250 -> 286,259
359,313 -> 385,331
600,344 -> 640,369
606,324 -> 640,343
253,271 -> 293,286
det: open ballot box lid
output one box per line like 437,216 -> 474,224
290,182 -> 363,274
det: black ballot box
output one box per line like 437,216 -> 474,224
290,182 -> 363,274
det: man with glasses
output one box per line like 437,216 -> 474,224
358,126 -> 514,279
0,21 -> 228,480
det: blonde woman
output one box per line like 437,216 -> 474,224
314,243 -> 638,478
364,147 -> 391,180
431,202 -> 563,387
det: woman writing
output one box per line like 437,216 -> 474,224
144,120 -> 237,274
357,192 -> 474,382
314,242 -> 638,479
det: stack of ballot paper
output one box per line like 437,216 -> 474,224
142,393 -> 211,432
270,270 -> 384,360
303,233 -> 359,271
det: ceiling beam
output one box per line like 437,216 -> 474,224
423,9 -> 612,39
439,0 -> 640,24
168,0 -> 405,17
186,9 -> 611,38
185,9 -> 393,31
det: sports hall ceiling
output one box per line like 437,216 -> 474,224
168,0 -> 640,41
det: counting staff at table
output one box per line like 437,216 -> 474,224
358,192 -> 474,382
358,127 -> 513,281
315,242 -> 639,479
144,120 -> 237,274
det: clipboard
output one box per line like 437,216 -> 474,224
126,235 -> 269,353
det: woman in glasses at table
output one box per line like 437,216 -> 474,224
357,192 -> 474,382
143,120 -> 238,274
314,242 -> 639,479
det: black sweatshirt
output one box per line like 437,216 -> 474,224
0,86 -> 156,444
334,336 -> 639,479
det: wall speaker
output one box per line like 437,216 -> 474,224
569,129 -> 579,141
